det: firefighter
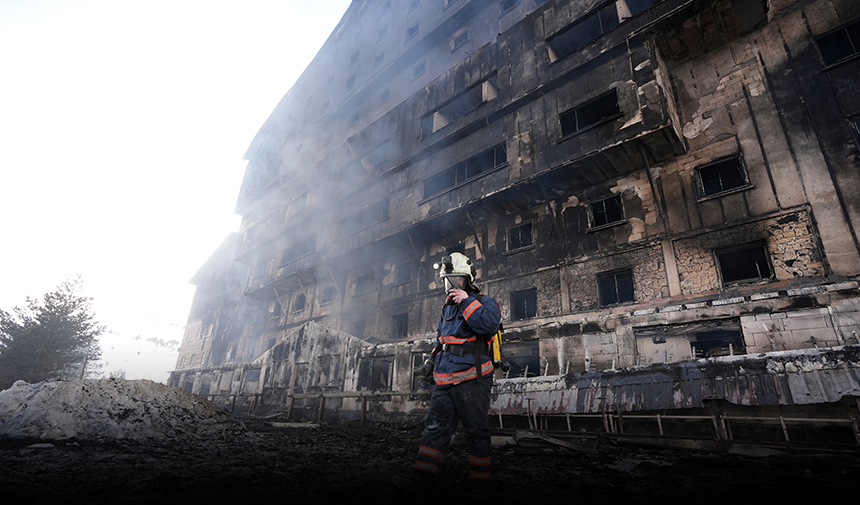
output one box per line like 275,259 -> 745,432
393,252 -> 501,495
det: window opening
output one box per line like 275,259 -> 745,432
716,243 -> 773,284
560,90 -> 620,137
293,293 -> 306,312
406,22 -> 419,40
280,236 -> 315,266
511,288 -> 537,320
322,284 -> 335,304
349,111 -> 360,126
413,60 -> 426,79
816,18 -> 860,66
378,25 -> 388,40
508,222 -> 534,251
372,52 -> 384,68
695,154 -> 749,198
349,50 -> 359,66
589,194 -> 624,228
423,143 -> 507,198
354,274 -> 374,296
500,0 -> 519,15
392,313 -> 409,338
546,0 -> 656,62
452,30 -> 469,50
395,262 -> 412,284
504,340 -> 540,377
345,75 -> 356,90
598,269 -> 634,306
421,75 -> 498,137
379,88 -> 390,103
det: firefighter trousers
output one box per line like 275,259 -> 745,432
414,378 -> 492,481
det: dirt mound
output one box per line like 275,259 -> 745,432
0,379 -> 242,441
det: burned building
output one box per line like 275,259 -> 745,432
171,0 -> 860,441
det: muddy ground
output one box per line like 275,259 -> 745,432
1,417 -> 857,503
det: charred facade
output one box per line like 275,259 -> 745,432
170,0 -> 860,435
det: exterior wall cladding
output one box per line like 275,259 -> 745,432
171,0 -> 860,425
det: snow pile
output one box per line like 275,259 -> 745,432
0,379 -> 243,441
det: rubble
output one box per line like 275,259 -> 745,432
0,379 -> 244,441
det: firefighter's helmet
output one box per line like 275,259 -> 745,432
434,252 -> 476,283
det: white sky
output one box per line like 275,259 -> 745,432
0,0 -> 352,382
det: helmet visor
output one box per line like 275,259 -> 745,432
444,276 -> 466,292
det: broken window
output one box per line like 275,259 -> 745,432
546,0 -> 656,62
316,354 -> 340,386
395,261 -> 412,284
452,30 -> 468,50
635,319 -> 744,365
342,198 -> 389,235
280,236 -> 315,266
598,269 -> 634,306
504,339 -> 540,377
354,274 -> 373,296
589,194 -> 624,228
183,380 -> 194,392
360,356 -> 394,391
392,313 -> 409,339
508,222 -> 534,251
421,75 -> 499,137
695,154 -> 750,198
716,243 -> 773,284
293,293 -> 306,312
406,22 -> 419,41
816,18 -> 860,66
423,143 -> 507,198
413,60 -> 426,79
269,300 -> 282,320
560,90 -> 620,137
322,284 -> 336,304
501,0 -> 519,15
511,288 -> 538,320
198,381 -> 210,397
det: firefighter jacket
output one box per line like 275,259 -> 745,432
431,290 -> 501,387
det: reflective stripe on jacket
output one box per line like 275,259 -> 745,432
431,292 -> 501,388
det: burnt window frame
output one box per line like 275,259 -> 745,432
597,268 -> 635,307
694,154 -> 752,201
452,30 -> 469,51
815,18 -> 860,67
392,313 -> 409,339
395,261 -> 412,285
506,221 -> 535,253
420,74 -> 499,138
341,197 -> 390,237
510,288 -> 538,321
545,0 -> 657,64
588,194 -> 625,230
559,89 -> 621,139
292,293 -> 306,312
322,284 -> 336,304
353,273 -> 375,297
715,242 -> 774,285
422,143 -> 507,199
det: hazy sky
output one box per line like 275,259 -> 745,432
0,0 -> 352,381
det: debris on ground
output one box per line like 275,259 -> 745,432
0,380 -> 857,502
0,379 -> 244,441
